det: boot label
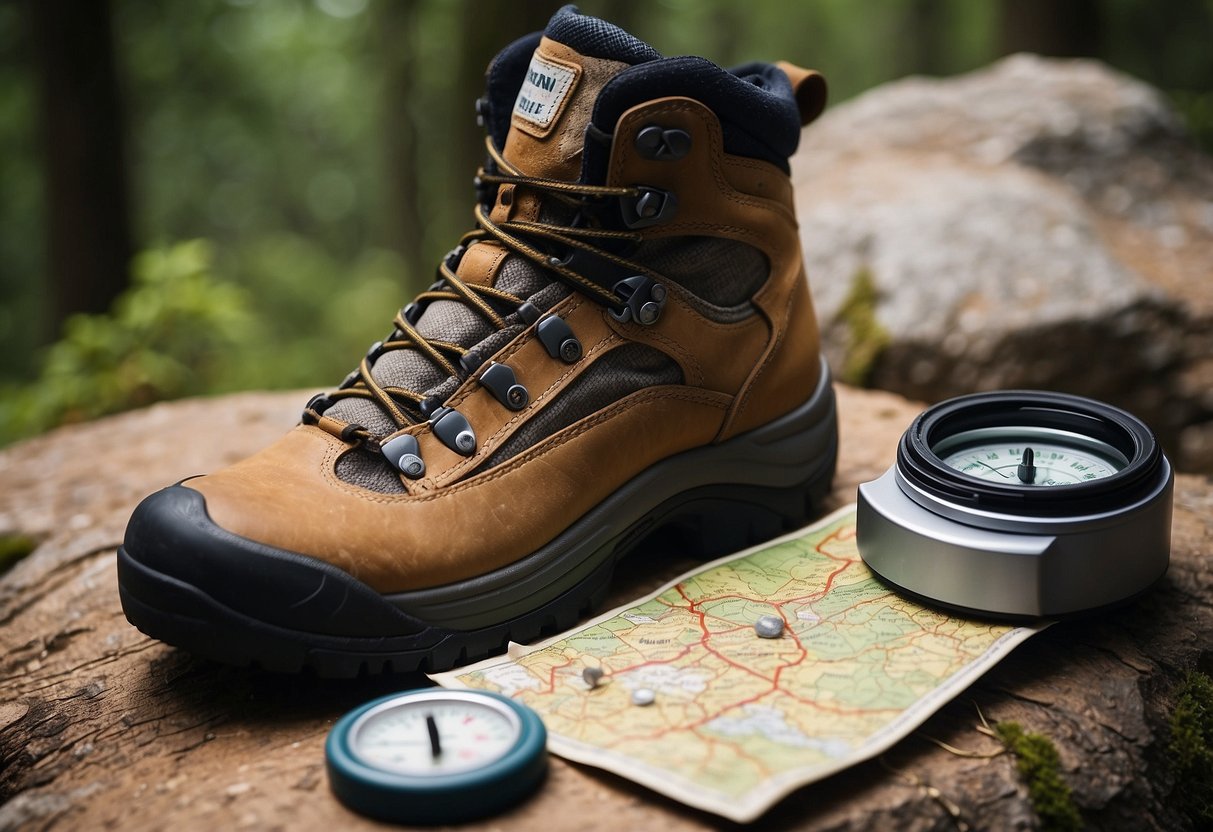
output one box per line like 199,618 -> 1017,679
512,51 -> 580,136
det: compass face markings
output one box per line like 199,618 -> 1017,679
942,441 -> 1121,485
327,690 -> 548,825
352,698 -> 518,777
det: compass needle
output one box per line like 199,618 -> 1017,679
973,459 -> 1012,478
425,713 -> 442,758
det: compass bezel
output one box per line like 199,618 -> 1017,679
897,390 -> 1163,517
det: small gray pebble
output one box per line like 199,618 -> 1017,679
631,688 -> 656,706
755,615 -> 785,639
582,666 -> 604,688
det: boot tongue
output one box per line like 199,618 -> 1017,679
503,8 -> 660,180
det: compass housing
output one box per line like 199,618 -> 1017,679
326,689 -> 547,824
857,391 -> 1173,617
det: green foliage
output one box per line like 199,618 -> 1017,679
0,236 -> 409,446
0,533 -> 37,576
2,0 -> 1211,443
1172,90 -> 1213,152
627,0 -> 998,103
0,2 -> 45,383
114,0 -> 387,259
0,241 -> 251,443
994,721 -> 1082,832
1168,671 -> 1213,826
214,234 -> 406,392
835,268 -> 890,386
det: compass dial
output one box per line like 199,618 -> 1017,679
327,688 -> 548,825
937,428 -> 1126,487
351,693 -> 520,776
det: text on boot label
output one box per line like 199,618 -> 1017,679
512,52 -> 579,133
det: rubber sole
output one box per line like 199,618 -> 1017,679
118,364 -> 837,678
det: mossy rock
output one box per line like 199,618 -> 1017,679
1169,671 -> 1213,826
994,721 -> 1081,832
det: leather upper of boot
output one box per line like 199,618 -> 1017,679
181,5 -> 828,593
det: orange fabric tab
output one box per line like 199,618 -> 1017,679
775,61 -> 828,126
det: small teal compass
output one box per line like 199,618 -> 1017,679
326,689 -> 547,824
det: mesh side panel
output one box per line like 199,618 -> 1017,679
495,256 -> 551,299
330,259 -> 579,491
637,236 -> 769,309
478,343 -> 683,472
327,350 -> 446,436
333,398 -> 397,438
416,299 -> 494,344
326,255 -> 556,437
524,281 -> 571,314
375,350 -> 447,394
334,449 -> 407,495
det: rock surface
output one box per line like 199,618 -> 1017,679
2,388 -> 1211,831
795,54 -> 1213,472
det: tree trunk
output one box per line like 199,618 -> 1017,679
1,386 -> 1210,830
26,0 -> 133,333
378,0 -> 553,293
900,0 -> 949,77
377,0 -> 425,288
998,0 -> 1102,58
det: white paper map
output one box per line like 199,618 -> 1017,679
431,505 -> 1044,822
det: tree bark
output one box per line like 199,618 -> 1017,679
900,0 -> 949,77
377,0 -> 425,287
378,0 -> 553,293
998,0 -> 1102,59
26,0 -> 133,333
1,386 -> 1210,830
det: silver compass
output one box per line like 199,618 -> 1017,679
856,391 -> 1173,617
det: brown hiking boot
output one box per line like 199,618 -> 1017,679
117,6 -> 837,676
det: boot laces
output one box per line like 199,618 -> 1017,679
303,138 -> 664,449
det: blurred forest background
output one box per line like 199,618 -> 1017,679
1,0 -> 1211,445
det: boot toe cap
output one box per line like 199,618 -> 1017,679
120,483 -> 424,639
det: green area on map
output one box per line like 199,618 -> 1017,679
441,509 -> 1032,817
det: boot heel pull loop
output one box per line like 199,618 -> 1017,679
776,62 -> 828,126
